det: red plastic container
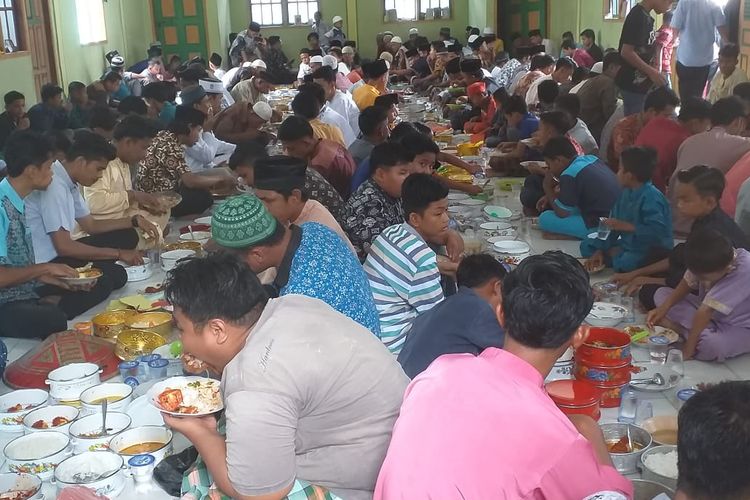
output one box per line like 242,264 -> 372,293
591,382 -> 629,408
546,379 -> 602,421
574,358 -> 634,386
576,327 -> 632,366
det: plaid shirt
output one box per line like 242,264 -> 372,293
343,179 -> 404,260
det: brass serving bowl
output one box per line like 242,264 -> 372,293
115,329 -> 168,361
163,241 -> 203,255
125,311 -> 173,338
92,310 -> 138,340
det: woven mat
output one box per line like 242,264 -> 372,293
4,331 -> 120,390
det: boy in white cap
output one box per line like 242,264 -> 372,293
199,77 -> 234,110
325,16 -> 347,46
390,36 -> 407,71
323,53 -> 353,92
309,55 -> 325,72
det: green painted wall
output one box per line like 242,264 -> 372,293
0,55 -> 38,105
50,0 -> 153,88
468,0 -> 497,34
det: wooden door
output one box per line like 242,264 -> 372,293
25,0 -> 57,94
152,0 -> 208,61
499,0 -> 547,48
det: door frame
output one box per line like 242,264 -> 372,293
17,0 -> 58,92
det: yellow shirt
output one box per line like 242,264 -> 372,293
708,67 -> 749,103
352,83 -> 381,111
310,119 -> 346,147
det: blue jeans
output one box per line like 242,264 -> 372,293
619,88 -> 647,116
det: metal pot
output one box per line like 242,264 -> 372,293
640,445 -> 678,490
45,362 -> 102,402
600,423 -> 652,474
632,479 -> 675,500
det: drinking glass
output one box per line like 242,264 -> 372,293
666,349 -> 685,378
648,335 -> 670,364
635,400 -> 654,425
597,217 -> 611,240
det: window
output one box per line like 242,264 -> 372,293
0,0 -> 21,52
75,0 -> 107,44
385,0 -> 452,22
249,0 -> 319,27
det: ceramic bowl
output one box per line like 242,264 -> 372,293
178,231 -> 211,243
115,258 -> 152,282
193,216 -> 212,225
80,383 -> 134,416
586,302 -> 629,327
46,362 -> 102,402
69,412 -> 132,454
160,249 -> 196,272
483,205 -> 513,220
109,426 -> 174,465
92,310 -> 138,340
4,431 -> 71,481
54,451 -> 126,498
492,240 -> 530,266
0,472 -> 43,499
22,405 -> 79,434
125,311 -> 173,338
600,423 -> 653,475
0,390 -> 49,433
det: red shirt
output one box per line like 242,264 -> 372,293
572,49 -> 595,69
654,27 -> 675,73
310,139 -> 357,199
465,97 -> 498,140
635,116 -> 691,192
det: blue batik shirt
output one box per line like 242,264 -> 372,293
282,222 -> 381,335
0,178 -> 37,306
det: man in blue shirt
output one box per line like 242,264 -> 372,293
211,191 -> 381,335
27,84 -> 69,133
398,254 -> 506,378
0,131 -> 115,338
538,136 -> 621,239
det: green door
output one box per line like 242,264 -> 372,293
499,0 -> 548,48
152,0 -> 208,61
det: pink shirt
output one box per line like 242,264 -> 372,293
293,199 -> 356,255
721,150 -> 750,217
374,348 -> 633,500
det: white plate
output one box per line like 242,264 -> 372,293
487,234 -> 516,243
127,394 -> 165,427
484,205 -> 513,219
629,364 -> 681,392
147,376 -> 223,417
179,231 -> 211,242
116,259 -> 153,282
492,240 -> 530,254
480,221 -> 512,231
193,216 -> 212,225
588,301 -> 628,319
458,198 -> 485,206
447,192 -> 470,201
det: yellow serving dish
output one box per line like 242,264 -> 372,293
92,310 -> 138,340
163,241 -> 203,255
115,329 -> 168,361
125,311 -> 173,338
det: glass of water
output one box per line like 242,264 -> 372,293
648,335 -> 670,364
666,349 -> 685,378
597,217 -> 611,240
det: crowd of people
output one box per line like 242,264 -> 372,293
1,2 -> 750,498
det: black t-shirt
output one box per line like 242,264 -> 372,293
411,57 -> 431,78
587,43 -> 604,63
615,3 -> 655,94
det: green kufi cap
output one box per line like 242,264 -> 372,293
211,195 -> 277,248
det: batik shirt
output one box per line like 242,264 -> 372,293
0,179 -> 37,306
305,168 -> 346,224
138,130 -> 190,193
276,223 -> 381,335
343,179 -> 404,261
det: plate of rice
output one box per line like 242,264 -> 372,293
148,376 -> 223,416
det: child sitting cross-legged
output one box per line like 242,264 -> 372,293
647,229 -> 750,361
581,146 -> 673,272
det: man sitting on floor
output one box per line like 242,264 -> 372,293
374,253 -> 633,498
0,132 -> 115,339
163,253 -> 408,500
538,137 -> 620,239
252,155 -> 355,254
352,59 -> 388,111
278,115 -> 356,199
211,194 -> 380,335
397,253 -> 506,379
344,142 -> 413,260
25,131 -> 159,300
364,173 -> 450,354
83,115 -> 168,248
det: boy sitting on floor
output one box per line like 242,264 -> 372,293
582,146 -> 673,272
364,173 -> 451,354
648,229 -> 750,361
537,137 -> 620,239
616,165 -> 750,309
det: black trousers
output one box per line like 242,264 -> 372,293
172,186 -> 213,218
520,174 -> 544,213
677,62 -> 710,101
0,299 -> 68,339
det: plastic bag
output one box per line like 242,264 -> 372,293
153,445 -> 199,497
57,487 -> 109,500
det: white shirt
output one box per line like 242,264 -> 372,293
568,119 -> 599,155
508,70 -> 528,95
213,68 -> 226,80
525,74 -> 553,107
184,131 -> 237,172
222,67 -> 241,88
297,63 -> 312,81
337,62 -> 350,76
329,90 -> 360,138
569,79 -> 590,94
319,106 -> 356,147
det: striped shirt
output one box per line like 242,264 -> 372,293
363,223 -> 444,354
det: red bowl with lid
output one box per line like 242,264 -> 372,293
575,358 -> 634,387
576,327 -> 632,366
546,379 -> 602,421
591,382 -> 629,408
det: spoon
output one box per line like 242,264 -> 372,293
100,399 -> 108,437
626,425 -> 633,453
630,373 -> 666,386
188,225 -> 195,241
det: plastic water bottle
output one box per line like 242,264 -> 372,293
618,387 -> 638,424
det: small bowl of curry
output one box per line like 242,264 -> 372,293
600,423 -> 653,475
79,383 -> 133,416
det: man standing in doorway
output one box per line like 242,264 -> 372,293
672,0 -> 729,100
